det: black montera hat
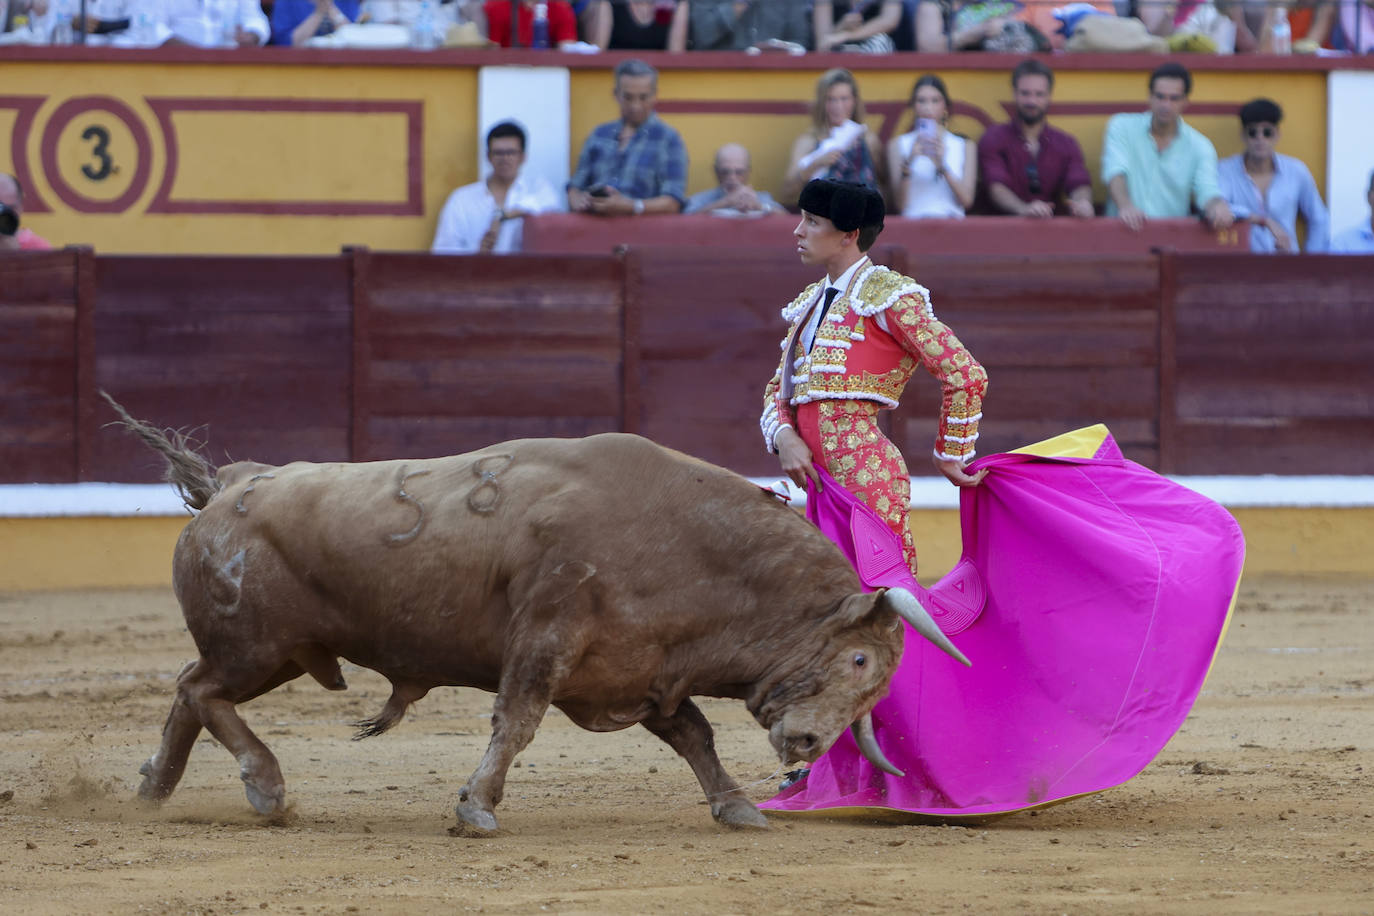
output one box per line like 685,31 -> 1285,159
798,179 -> 885,233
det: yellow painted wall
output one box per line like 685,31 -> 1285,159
2,507 -> 1367,592
5,56 -> 1328,255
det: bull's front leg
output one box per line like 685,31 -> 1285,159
455,673 -> 552,835
642,699 -> 769,830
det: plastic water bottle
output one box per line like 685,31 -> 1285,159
1269,6 -> 1292,55
132,6 -> 157,46
531,2 -> 550,49
50,0 -> 75,45
411,0 -> 439,49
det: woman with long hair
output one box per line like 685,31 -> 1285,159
782,68 -> 886,206
886,74 -> 977,219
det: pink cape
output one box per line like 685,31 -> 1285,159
760,426 -> 1245,820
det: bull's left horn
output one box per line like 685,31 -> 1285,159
852,713 -> 904,777
885,587 -> 972,667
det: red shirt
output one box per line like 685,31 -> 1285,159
482,1 -> 578,47
17,228 -> 52,251
978,121 -> 1092,211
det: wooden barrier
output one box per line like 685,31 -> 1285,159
0,248 -> 89,483
522,214 -> 1248,257
1,248 -> 1371,485
351,250 -> 627,461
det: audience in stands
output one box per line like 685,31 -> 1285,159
1102,62 -> 1234,231
272,0 -> 360,45
685,143 -> 784,215
917,0 -> 1052,52
0,0 -> 48,44
432,121 -> 562,254
1330,170 -> 1374,253
689,0 -> 811,50
0,173 -> 50,251
484,0 -> 577,46
782,69 -> 884,205
1337,0 -> 1374,52
567,59 -> 688,216
161,0 -> 271,47
812,0 -> 903,52
979,59 -> 1094,218
887,73 -> 976,218
593,0 -> 688,51
1218,98 -> 1328,253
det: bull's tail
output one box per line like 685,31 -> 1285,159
100,390 -> 221,511
352,681 -> 430,740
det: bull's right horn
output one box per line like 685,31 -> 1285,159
852,713 -> 905,778
884,587 -> 972,667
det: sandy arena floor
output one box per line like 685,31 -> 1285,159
0,578 -> 1370,915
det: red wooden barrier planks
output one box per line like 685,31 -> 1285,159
354,252 -> 625,461
1167,253 -> 1374,475
0,249 -> 81,483
89,255 -> 353,481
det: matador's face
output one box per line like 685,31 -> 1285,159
794,210 -> 847,268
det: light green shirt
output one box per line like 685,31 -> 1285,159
1101,112 -> 1222,218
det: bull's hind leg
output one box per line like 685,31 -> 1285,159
642,699 -> 769,830
137,660 -> 205,803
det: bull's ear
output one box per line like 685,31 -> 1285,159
834,589 -> 898,632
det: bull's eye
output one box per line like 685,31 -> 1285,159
854,653 -> 867,668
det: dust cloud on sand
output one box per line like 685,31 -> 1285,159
0,579 -> 1370,914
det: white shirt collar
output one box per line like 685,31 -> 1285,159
826,255 -> 869,295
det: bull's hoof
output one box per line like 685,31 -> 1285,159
136,758 -> 170,804
455,799 -> 500,836
712,797 -> 770,830
242,777 -> 286,815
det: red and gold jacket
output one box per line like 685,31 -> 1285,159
760,259 -> 988,462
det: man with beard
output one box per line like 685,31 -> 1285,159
978,59 -> 1093,218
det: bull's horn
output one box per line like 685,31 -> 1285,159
852,713 -> 904,777
885,587 -> 972,667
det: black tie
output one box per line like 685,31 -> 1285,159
808,287 -> 839,354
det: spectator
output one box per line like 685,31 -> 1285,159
161,0 -> 271,47
1335,0 -> 1374,52
886,74 -> 976,219
979,59 -> 1094,219
1,0 -> 49,44
567,59 -> 688,217
916,0 -> 1053,52
685,143 -> 784,216
483,0 -> 576,46
689,0 -> 810,50
1330,170 -> 1374,254
0,172 -> 52,251
432,121 -> 562,254
1218,98 -> 1328,254
364,0 -> 486,32
271,0 -> 360,45
1101,62 -> 1233,232
813,0 -> 903,52
1237,0 -> 1336,52
592,0 -> 688,51
782,68 -> 884,205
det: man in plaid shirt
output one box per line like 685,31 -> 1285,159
567,59 -> 689,217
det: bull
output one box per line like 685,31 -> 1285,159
108,395 -> 967,833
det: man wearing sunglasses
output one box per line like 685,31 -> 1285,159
1217,98 -> 1329,254
979,59 -> 1094,219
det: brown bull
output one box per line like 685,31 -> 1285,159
108,395 -> 967,833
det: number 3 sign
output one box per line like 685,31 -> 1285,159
39,96 -> 153,214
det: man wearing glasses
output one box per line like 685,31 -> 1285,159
978,59 -> 1094,219
684,144 -> 785,216
1217,98 -> 1329,254
432,121 -> 563,255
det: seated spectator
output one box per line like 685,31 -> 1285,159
689,0 -> 810,50
0,172 -> 51,251
364,0 -> 486,31
886,74 -> 976,219
1101,62 -> 1233,232
782,68 -> 884,205
685,144 -> 784,216
1,0 -> 50,44
567,59 -> 688,217
812,0 -> 902,52
65,0 -> 160,46
1218,98 -> 1328,254
483,0 -> 577,46
592,0 -> 688,51
1335,0 -> 1374,53
272,0 -> 361,45
432,121 -> 562,254
161,0 -> 271,47
1330,170 -> 1374,254
1235,0 -> 1336,52
916,0 -> 1054,52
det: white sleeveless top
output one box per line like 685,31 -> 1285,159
896,130 -> 967,220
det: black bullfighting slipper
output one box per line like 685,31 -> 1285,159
780,768 -> 810,790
